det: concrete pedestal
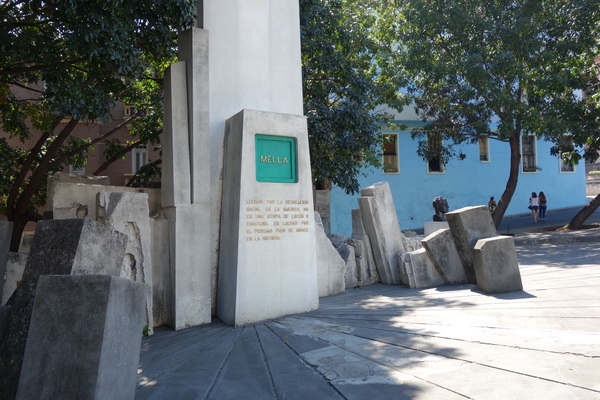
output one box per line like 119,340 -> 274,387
218,110 -> 318,326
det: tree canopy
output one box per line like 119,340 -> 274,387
0,0 -> 196,251
300,0 -> 408,194
388,0 -> 600,226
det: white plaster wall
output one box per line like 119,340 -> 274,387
203,1 -> 304,292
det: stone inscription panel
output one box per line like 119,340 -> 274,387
244,199 -> 311,241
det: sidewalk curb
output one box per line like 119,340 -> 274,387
513,227 -> 600,246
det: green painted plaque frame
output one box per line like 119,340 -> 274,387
255,134 -> 297,183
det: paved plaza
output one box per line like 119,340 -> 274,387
136,234 -> 600,399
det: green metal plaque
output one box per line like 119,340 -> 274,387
255,134 -> 297,183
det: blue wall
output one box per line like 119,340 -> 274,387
330,123 -> 587,236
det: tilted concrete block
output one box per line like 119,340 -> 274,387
446,205 -> 498,284
473,236 -> 523,294
358,182 -> 405,285
2,252 -> 27,306
351,209 -> 379,285
401,249 -> 445,289
17,275 -> 146,400
0,218 -> 127,399
421,228 -> 468,284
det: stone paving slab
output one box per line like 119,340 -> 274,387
136,242 -> 600,400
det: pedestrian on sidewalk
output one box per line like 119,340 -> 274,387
529,192 -> 539,223
539,191 -> 547,221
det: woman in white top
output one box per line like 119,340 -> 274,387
529,192 -> 539,223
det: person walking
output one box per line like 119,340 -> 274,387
529,192 -> 539,223
539,191 -> 547,221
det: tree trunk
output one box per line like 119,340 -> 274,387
560,193 -> 600,230
491,131 -> 521,227
9,215 -> 28,252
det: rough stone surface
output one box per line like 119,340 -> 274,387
314,190 -> 331,235
16,275 -> 145,400
446,205 -> 499,284
424,221 -> 449,236
401,249 -> 445,288
0,218 -> 127,400
351,209 -> 379,285
50,182 -> 160,221
421,228 -> 468,284
150,216 -> 170,327
2,252 -> 27,305
473,236 -> 523,294
97,191 -> 154,335
17,234 -> 33,254
358,182 -> 405,285
314,214 -> 345,298
0,221 -> 12,302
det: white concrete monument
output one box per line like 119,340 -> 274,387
218,110 -> 319,326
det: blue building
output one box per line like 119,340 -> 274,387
329,112 -> 588,236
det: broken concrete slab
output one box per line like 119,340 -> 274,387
16,275 -> 145,400
0,221 -> 12,302
2,252 -> 27,306
473,236 -> 523,294
351,209 -> 379,286
424,221 -> 449,236
97,191 -> 154,335
446,205 -> 498,284
0,218 -> 127,400
315,215 -> 345,298
358,182 -> 405,285
421,228 -> 468,284
401,248 -> 445,289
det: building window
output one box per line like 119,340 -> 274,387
132,145 -> 148,174
427,133 -> 444,173
124,105 -> 136,117
521,135 -> 537,173
559,136 -> 575,173
479,136 -> 490,162
383,134 -> 399,173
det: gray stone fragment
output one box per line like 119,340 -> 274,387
358,182 -> 405,285
0,221 -> 12,302
401,249 -> 445,288
97,191 -> 153,335
446,205 -> 498,284
315,214 -> 345,297
351,209 -> 379,285
2,252 -> 27,305
16,275 -> 145,400
473,236 -> 523,294
0,218 -> 127,400
421,228 -> 468,284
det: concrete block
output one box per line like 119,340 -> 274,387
2,252 -> 27,305
351,209 -> 379,285
162,60 -> 191,207
473,236 -> 523,294
424,221 -> 449,236
401,249 -> 445,288
314,190 -> 331,235
150,216 -> 170,327
164,204 -> 211,329
50,182 -> 160,221
446,205 -> 498,284
358,182 -> 405,285
338,243 -> 358,289
0,221 -> 12,301
0,219 -> 127,399
218,110 -> 318,326
17,234 -> 33,254
16,275 -> 146,400
314,214 -> 345,298
421,228 -> 468,284
97,191 -> 154,335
